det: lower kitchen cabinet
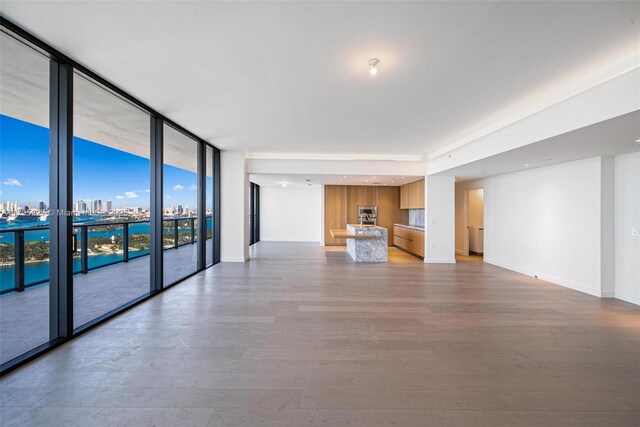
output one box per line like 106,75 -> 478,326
393,225 -> 424,257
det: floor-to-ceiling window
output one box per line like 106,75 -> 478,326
72,72 -> 151,329
0,20 -> 221,373
205,145 -> 214,267
0,32 -> 51,365
162,125 -> 199,286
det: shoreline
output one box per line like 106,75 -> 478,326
0,248 -> 147,267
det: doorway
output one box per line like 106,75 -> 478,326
462,188 -> 484,262
249,182 -> 260,245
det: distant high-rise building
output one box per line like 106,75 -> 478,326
38,201 -> 46,210
92,199 -> 102,213
177,205 -> 184,215
106,200 -> 112,212
75,200 -> 87,213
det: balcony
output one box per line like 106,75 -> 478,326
0,217 -> 211,364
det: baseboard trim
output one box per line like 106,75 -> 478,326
221,255 -> 250,263
455,249 -> 464,255
614,291 -> 640,306
425,258 -> 456,264
484,258 -> 601,298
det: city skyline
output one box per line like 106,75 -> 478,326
1,114 -> 201,209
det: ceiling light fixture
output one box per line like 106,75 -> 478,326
524,163 -> 530,167
635,138 -> 640,144
368,58 -> 380,76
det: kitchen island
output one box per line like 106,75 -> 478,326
330,225 -> 388,262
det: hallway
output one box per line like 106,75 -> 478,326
1,242 -> 638,426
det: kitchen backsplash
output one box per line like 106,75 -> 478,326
409,209 -> 425,228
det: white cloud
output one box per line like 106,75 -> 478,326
145,189 -> 150,193
166,195 -> 172,199
125,191 -> 138,199
189,184 -> 197,190
2,178 -> 22,187
115,195 -> 124,200
173,184 -> 184,191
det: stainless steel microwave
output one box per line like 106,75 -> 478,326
358,206 -> 377,217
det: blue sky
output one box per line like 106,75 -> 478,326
0,114 -> 199,209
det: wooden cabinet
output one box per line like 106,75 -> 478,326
324,185 -> 406,246
377,186 -> 408,246
324,185 -> 346,245
400,179 -> 425,209
393,225 -> 425,257
346,186 -> 377,224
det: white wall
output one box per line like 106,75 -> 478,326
425,175 -> 456,263
221,150 -> 250,262
259,186 -> 322,242
614,152 -> 640,305
481,157 -> 604,297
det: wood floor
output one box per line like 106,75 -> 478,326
1,242 -> 638,426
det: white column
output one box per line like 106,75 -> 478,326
600,156 -> 615,298
221,150 -> 250,262
425,175 -> 456,264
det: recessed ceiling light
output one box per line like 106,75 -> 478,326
635,138 -> 640,144
524,163 -> 530,167
343,176 -> 347,178
373,176 -> 377,179
401,176 -> 405,179
368,58 -> 380,76
282,183 -> 287,187
391,180 -> 395,183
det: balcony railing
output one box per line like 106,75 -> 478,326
0,216 -> 208,296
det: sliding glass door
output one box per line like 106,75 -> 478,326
0,32 -> 51,364
72,71 -> 151,329
162,125 -> 199,286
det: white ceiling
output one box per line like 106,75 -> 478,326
1,1 -> 638,159
250,173 -> 422,188
438,111 -> 640,182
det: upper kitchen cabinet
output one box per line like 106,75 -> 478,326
400,179 -> 425,209
346,186 -> 378,224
